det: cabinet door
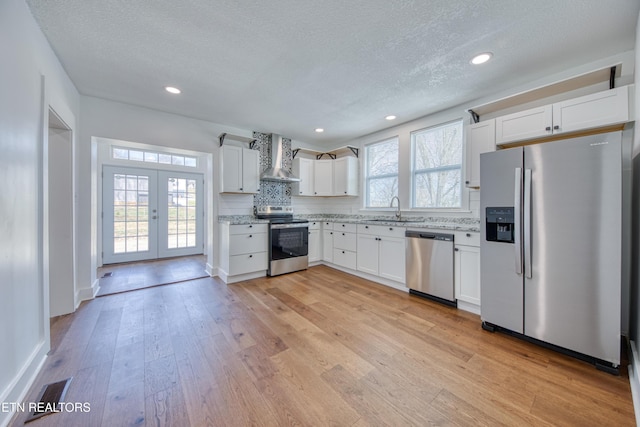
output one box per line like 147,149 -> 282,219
220,145 -> 243,193
334,157 -> 358,196
293,157 -> 314,196
356,234 -> 379,275
308,229 -> 321,262
314,160 -> 334,196
495,105 -> 552,145
465,120 -> 495,188
378,236 -> 405,283
322,230 -> 333,262
242,148 -> 260,193
552,86 -> 629,135
455,245 -> 480,306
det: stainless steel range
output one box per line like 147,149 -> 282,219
255,206 -> 309,276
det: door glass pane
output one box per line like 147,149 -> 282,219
112,173 -> 151,254
166,176 -> 197,249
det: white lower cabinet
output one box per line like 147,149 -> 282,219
219,223 -> 268,283
308,221 -> 321,263
454,231 -> 481,308
322,229 -> 333,263
332,222 -> 357,269
356,224 -> 405,283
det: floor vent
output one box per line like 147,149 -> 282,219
102,272 -> 113,278
24,377 -> 72,424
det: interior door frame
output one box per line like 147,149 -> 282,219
96,138 -> 211,268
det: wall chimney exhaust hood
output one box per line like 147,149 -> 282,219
260,134 -> 300,182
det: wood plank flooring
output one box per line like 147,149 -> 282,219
96,255 -> 208,296
11,265 -> 635,426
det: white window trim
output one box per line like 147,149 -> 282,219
410,119 -> 465,210
363,136 -> 399,209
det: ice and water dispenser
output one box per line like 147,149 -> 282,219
485,207 -> 515,243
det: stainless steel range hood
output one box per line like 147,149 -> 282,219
260,134 -> 300,182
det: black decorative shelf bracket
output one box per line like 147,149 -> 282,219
468,109 -> 480,124
348,147 -> 359,158
292,148 -> 300,159
219,132 -> 227,147
609,66 -> 616,90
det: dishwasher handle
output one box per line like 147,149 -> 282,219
405,230 -> 454,241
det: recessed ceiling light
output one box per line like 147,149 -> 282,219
165,86 -> 181,94
315,128 -> 324,133
385,115 -> 397,121
471,52 -> 493,65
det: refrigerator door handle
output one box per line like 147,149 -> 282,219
514,168 -> 523,275
524,169 -> 532,279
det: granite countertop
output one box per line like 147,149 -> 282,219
218,214 -> 480,232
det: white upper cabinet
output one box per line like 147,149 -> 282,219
293,156 -> 359,197
334,157 -> 358,196
465,120 -> 496,188
495,86 -> 629,146
292,157 -> 314,196
313,160 -> 334,196
220,145 -> 260,193
552,86 -> 629,134
495,105 -> 552,145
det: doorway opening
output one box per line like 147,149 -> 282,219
48,109 -> 75,317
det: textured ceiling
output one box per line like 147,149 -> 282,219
26,0 -> 639,144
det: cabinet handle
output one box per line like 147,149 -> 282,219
342,224 -> 345,227
545,126 -> 551,131
342,251 -> 345,254
249,235 -> 252,238
389,227 -> 393,231
465,180 -> 470,184
342,233 -> 345,236
553,125 -> 560,130
300,191 -> 303,194
330,232 -> 333,235
315,192 -> 317,194
466,233 -> 471,237
240,187 -> 243,191
249,254 -> 253,258
454,248 -> 459,252
365,225 -> 369,229
344,191 -> 347,194
249,225 -> 253,228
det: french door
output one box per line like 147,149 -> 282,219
103,166 -> 204,264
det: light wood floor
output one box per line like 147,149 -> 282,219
12,265 -> 635,426
96,255 -> 208,296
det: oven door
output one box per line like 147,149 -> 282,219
269,223 -> 309,276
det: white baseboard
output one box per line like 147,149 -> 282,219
628,340 -> 640,426
76,279 -> 99,303
0,341 -> 48,427
206,263 -> 218,277
320,262 -> 409,293
457,300 -> 481,315
217,269 -> 267,284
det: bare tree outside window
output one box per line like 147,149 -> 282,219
412,121 -> 463,208
365,138 -> 398,207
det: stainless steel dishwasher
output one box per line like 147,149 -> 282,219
405,230 -> 456,306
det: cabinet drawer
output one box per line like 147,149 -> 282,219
357,224 -> 405,238
230,223 -> 268,235
334,222 -> 357,233
230,232 -> 268,255
308,221 -> 321,230
454,231 -> 480,247
333,249 -> 357,270
229,252 -> 267,275
333,231 -> 357,251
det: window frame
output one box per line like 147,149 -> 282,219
363,136 -> 399,209
410,119 -> 464,210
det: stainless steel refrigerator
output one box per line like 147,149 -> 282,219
480,131 -> 624,371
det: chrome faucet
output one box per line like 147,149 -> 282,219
389,196 -> 401,221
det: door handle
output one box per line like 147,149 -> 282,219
514,168 -> 523,275
524,169 -> 532,279
152,215 -> 158,220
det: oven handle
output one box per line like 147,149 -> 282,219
270,223 -> 309,230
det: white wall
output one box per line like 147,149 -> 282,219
0,1 -> 80,425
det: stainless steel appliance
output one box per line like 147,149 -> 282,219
480,131 -> 625,373
255,206 -> 309,276
405,230 -> 456,306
